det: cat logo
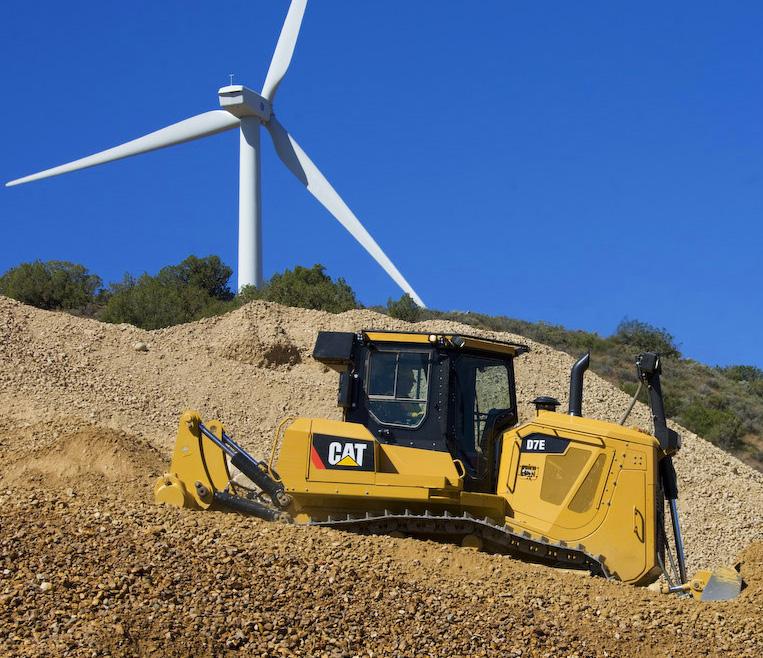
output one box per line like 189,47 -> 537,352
310,434 -> 375,472
328,441 -> 367,467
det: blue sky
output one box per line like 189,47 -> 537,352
1,1 -> 761,367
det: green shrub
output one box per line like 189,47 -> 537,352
236,284 -> 262,305
157,255 -> 234,301
612,318 -> 681,358
99,254 -> 237,329
0,260 -> 102,311
662,391 -> 682,419
749,381 -> 763,399
721,365 -> 763,382
387,293 -> 421,322
252,264 -> 359,313
620,381 -> 641,398
100,274 -> 222,330
678,401 -> 744,450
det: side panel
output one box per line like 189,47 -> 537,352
276,418 -> 463,514
275,417 -> 312,489
593,469 -> 648,583
497,412 -> 661,583
499,427 -> 615,534
307,420 -> 377,485
378,443 -> 462,488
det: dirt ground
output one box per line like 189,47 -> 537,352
0,297 -> 761,656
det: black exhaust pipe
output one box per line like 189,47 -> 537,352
568,352 -> 590,416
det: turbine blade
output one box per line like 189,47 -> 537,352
261,0 -> 308,101
265,116 -> 426,307
6,110 -> 240,187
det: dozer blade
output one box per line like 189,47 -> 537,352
689,567 -> 743,602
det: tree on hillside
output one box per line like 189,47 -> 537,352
0,260 -> 102,312
612,318 -> 681,358
242,264 -> 359,313
100,273 -> 225,330
99,254 -> 234,329
387,293 -> 421,322
678,399 -> 744,450
157,255 -> 234,301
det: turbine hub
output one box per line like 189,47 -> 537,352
218,85 -> 272,122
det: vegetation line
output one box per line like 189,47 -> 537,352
2,257 -> 761,471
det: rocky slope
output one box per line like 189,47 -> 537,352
0,296 -> 761,656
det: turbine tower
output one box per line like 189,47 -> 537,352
5,0 -> 425,306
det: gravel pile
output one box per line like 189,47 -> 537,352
0,296 -> 762,656
1,423 -> 761,657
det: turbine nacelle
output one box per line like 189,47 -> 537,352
218,85 -> 272,122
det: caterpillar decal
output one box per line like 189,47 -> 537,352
310,434 -> 375,471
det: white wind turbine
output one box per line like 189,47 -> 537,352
5,0 -> 425,306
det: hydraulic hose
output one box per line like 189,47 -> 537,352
618,381 -> 642,425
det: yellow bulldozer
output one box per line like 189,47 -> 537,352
155,330 -> 742,601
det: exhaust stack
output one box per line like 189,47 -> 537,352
568,352 -> 590,416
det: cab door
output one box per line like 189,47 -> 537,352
448,354 -> 518,492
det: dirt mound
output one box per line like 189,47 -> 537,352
1,489 -> 761,656
216,330 -> 302,369
1,295 -> 762,655
0,296 -> 760,571
0,419 -> 164,500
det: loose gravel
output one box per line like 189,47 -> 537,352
0,296 -> 761,656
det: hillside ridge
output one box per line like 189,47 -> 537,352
1,295 -> 762,655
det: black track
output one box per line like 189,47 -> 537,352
310,509 -> 611,578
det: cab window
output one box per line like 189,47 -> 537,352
367,350 -> 430,428
453,355 -> 513,476
473,363 -> 512,439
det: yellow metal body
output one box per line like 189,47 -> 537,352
273,411 -> 663,585
153,330 -> 741,595
498,412 -> 661,584
154,409 -> 664,584
154,410 -> 232,510
154,408 -> 742,595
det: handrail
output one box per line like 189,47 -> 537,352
269,416 -> 295,478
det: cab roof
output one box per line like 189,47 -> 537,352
362,330 -> 529,357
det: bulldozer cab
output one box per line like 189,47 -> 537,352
313,330 -> 528,492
